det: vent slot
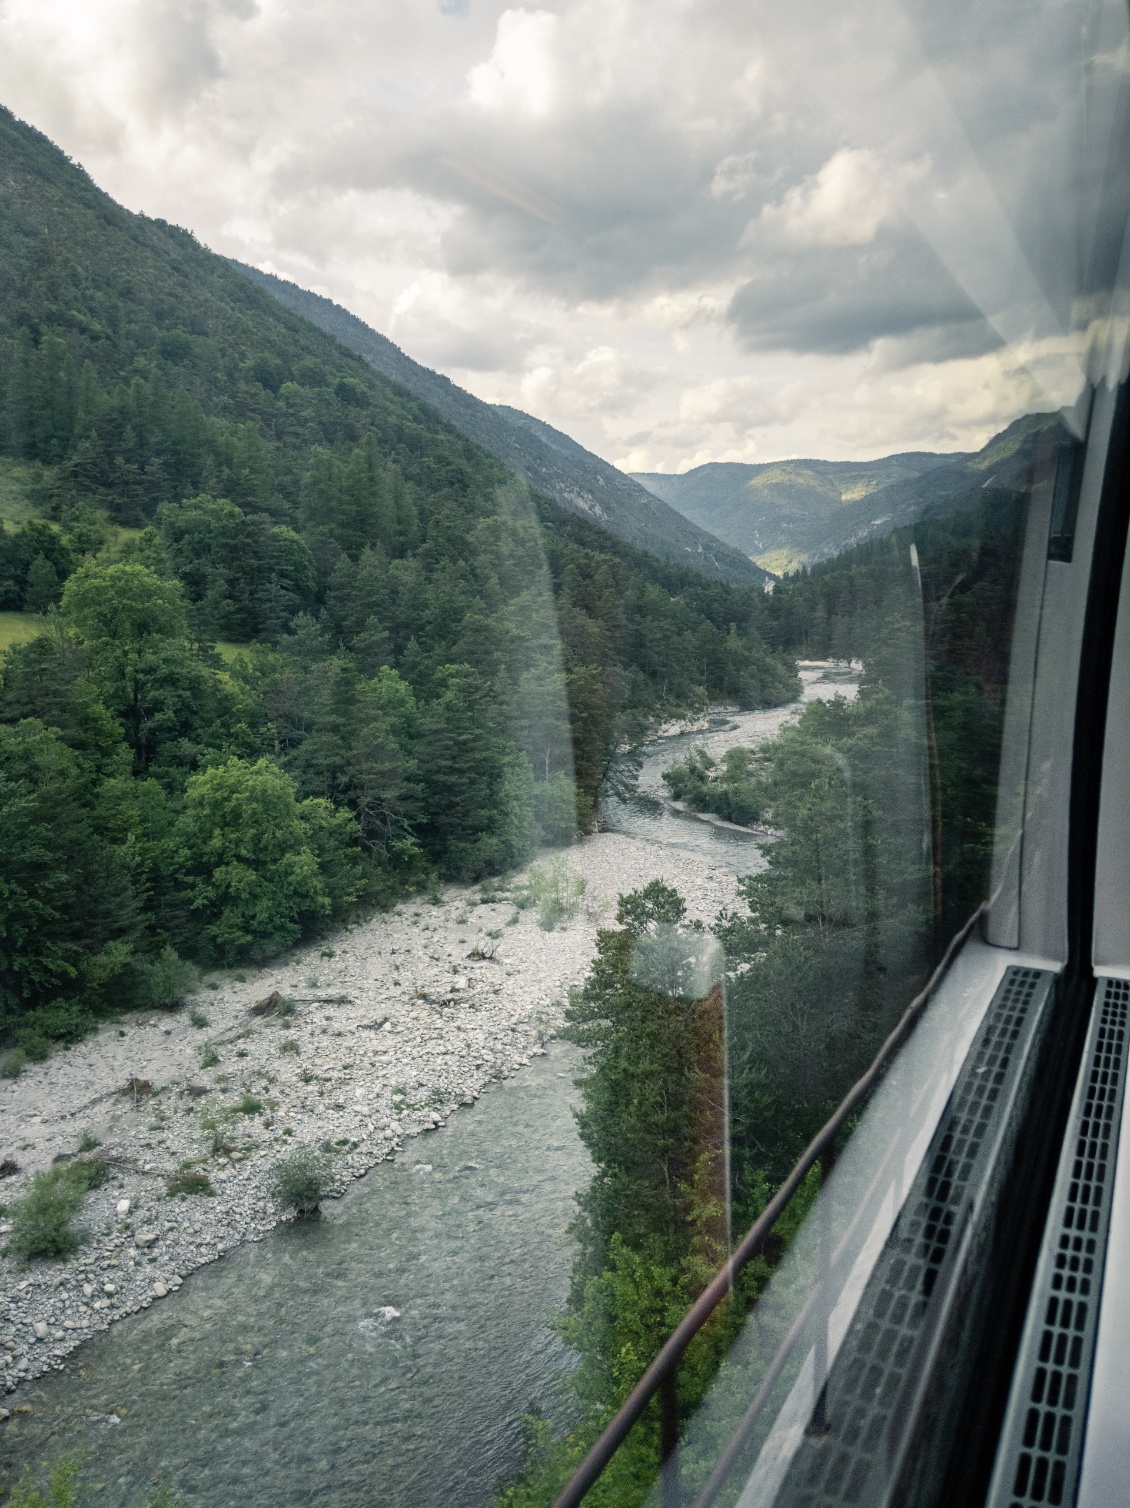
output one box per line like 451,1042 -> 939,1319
987,977 -> 1130,1508
769,966 -> 1053,1508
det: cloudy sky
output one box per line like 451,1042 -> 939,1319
0,0 -> 1120,471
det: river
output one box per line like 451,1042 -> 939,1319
0,662 -> 857,1508
0,1048 -> 589,1508
603,661 -> 860,871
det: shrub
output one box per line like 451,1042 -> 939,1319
237,1094 -> 262,1115
19,1000 -> 94,1047
9,1172 -> 81,1260
198,1041 -> 220,1068
279,1039 -> 299,1055
69,1157 -> 109,1192
166,1168 -> 214,1197
0,1048 -> 27,1079
201,1115 -> 235,1157
523,858 -> 587,931
7,1160 -> 104,1262
77,1130 -> 100,1153
271,1147 -> 331,1216
188,1006 -> 210,1028
662,744 -> 766,826
120,947 -> 200,1011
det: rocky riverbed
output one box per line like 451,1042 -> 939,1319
0,832 -> 741,1399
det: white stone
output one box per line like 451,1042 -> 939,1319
33,1322 -> 48,1340
116,1199 -> 130,1217
134,1230 -> 158,1248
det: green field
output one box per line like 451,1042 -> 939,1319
214,641 -> 255,664
0,611 -> 43,650
754,547 -> 808,577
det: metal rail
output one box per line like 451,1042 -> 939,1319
552,903 -> 987,1508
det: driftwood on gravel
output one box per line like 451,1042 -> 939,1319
250,991 -> 353,1016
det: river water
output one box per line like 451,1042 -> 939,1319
0,663 -> 857,1508
603,662 -> 860,873
0,1049 -> 589,1508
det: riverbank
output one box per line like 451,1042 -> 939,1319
0,833 -> 742,1395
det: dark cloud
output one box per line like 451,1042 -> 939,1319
726,232 -> 989,356
874,319 -> 1006,368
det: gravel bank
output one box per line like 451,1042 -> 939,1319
0,832 -> 742,1394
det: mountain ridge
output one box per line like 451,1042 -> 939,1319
632,450 -> 967,571
234,264 -> 772,588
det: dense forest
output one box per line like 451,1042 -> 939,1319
0,105 -> 796,1057
501,478 -> 1031,1505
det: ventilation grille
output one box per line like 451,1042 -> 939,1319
991,977 -> 1130,1508
771,967 -> 1051,1508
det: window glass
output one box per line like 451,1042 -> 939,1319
0,0 -> 1126,1505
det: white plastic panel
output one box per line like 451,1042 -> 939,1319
1076,981 -> 1130,1508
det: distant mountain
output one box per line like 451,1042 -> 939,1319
635,415 -> 1064,571
632,451 -> 965,573
235,265 -> 771,588
800,413 -> 1063,562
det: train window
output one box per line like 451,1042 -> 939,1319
0,1 -> 1126,1506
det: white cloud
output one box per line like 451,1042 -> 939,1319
467,9 -> 559,118
710,151 -> 760,201
753,147 -> 911,248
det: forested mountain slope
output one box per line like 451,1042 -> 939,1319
632,451 -> 957,571
0,104 -> 796,1048
235,264 -> 770,588
635,414 -> 1057,572
803,413 -> 1057,562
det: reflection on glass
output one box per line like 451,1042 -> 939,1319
0,0 -> 1126,1503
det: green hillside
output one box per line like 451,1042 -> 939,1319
633,416 -> 1061,570
236,264 -> 772,588
0,104 -> 796,1048
632,453 -> 954,565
